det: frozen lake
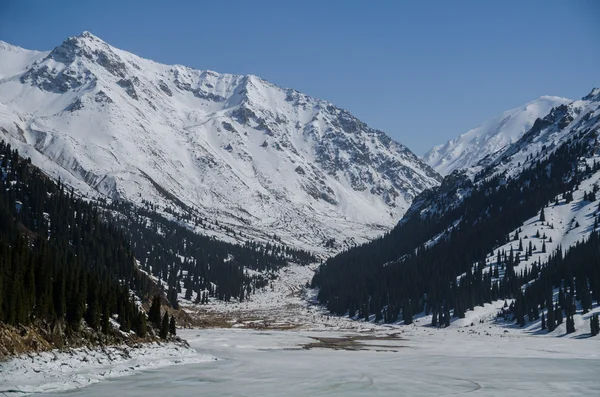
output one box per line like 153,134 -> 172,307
38,328 -> 600,396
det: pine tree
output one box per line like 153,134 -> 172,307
169,315 -> 176,336
444,306 -> 451,327
566,315 -> 575,334
102,305 -> 110,335
546,298 -> 555,332
591,314 -> 599,337
556,306 -> 563,325
540,207 -> 545,222
149,294 -> 162,329
160,312 -> 169,339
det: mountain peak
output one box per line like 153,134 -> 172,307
78,30 -> 97,39
54,31 -> 112,55
0,33 -> 441,251
423,95 -> 572,176
583,87 -> 600,101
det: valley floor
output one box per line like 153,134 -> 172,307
4,328 -> 598,396
182,263 -> 375,331
2,263 -> 599,396
183,262 -> 600,340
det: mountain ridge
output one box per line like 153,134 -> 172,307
423,95 -> 572,175
0,32 -> 441,253
313,88 -> 600,333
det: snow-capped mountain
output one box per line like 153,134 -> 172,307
413,89 -> 600,220
423,96 -> 571,175
0,32 -> 441,252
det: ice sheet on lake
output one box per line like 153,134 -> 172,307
0,342 -> 216,396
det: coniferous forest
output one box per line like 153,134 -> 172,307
101,200 -> 316,306
0,140 -> 148,338
0,138 -> 316,354
313,126 -> 600,331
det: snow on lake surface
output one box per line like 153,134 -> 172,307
0,342 -> 215,395
13,328 -> 599,397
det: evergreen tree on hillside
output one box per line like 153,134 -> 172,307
149,294 -> 162,329
566,315 -> 575,334
160,312 -> 169,339
169,315 -> 176,336
591,314 -> 599,337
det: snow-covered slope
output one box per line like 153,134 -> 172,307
423,96 -> 571,175
478,88 -> 600,179
0,40 -> 48,79
413,89 -> 600,222
0,32 -> 441,252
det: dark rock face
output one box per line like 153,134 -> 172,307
117,78 -> 139,100
21,64 -> 92,93
158,80 -> 173,97
172,70 -> 225,101
94,90 -> 113,104
302,105 -> 441,205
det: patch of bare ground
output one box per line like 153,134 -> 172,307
0,317 -> 186,361
181,307 -> 304,330
302,333 -> 406,351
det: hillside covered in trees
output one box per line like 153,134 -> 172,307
0,140 -> 152,355
312,91 -> 600,335
101,200 -> 316,307
0,138 -> 315,356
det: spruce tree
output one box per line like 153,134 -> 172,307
102,306 -> 110,335
160,312 -> 169,339
169,315 -> 176,336
556,306 -> 563,325
591,314 -> 599,337
547,302 -> 555,332
149,294 -> 162,329
566,315 -> 575,334
444,306 -> 451,327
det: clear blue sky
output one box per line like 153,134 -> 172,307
1,0 -> 598,154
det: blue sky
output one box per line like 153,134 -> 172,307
1,0 -> 598,154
